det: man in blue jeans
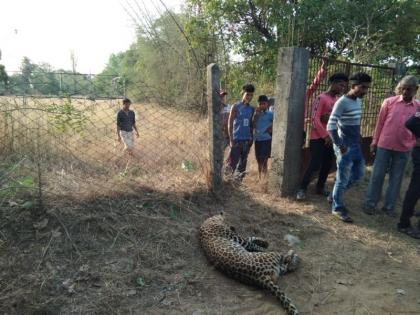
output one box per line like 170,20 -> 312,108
327,73 -> 372,223
364,76 -> 419,216
226,83 -> 255,181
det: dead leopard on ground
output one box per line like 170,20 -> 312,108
199,213 -> 300,315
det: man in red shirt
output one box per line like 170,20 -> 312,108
364,75 -> 419,216
296,73 -> 349,200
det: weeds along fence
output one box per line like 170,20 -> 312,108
0,73 -> 209,211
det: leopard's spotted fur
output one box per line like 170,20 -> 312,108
199,214 -> 300,315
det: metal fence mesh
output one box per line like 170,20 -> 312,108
0,78 -> 209,211
0,58 -> 399,208
305,57 -> 396,143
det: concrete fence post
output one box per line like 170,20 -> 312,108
269,47 -> 309,197
207,63 -> 223,192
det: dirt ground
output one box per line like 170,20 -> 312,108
1,164 -> 420,315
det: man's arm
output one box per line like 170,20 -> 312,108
305,60 -> 328,114
249,107 -> 255,145
327,100 -> 346,152
117,112 -> 122,141
228,104 -> 237,146
312,96 -> 331,144
132,112 -> 139,137
252,107 -> 261,128
371,99 -> 389,150
405,111 -> 420,137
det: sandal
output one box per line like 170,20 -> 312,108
398,227 -> 420,239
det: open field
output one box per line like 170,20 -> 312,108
1,98 -> 419,315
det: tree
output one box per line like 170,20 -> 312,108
186,0 -> 419,64
0,64 -> 9,95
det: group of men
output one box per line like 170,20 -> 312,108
220,70 -> 419,239
221,84 -> 274,181
115,69 -> 420,239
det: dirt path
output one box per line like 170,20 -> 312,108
1,172 -> 420,315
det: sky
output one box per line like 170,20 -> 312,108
0,0 -> 183,74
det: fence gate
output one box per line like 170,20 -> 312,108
304,57 -> 397,165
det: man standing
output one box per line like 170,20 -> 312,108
117,98 -> 139,157
397,108 -> 420,239
364,76 -> 419,216
327,73 -> 372,223
225,84 -> 255,181
296,73 -> 349,200
252,95 -> 273,180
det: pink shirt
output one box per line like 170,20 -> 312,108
372,95 -> 419,152
310,92 -> 337,140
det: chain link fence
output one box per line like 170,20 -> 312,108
305,57 -> 397,142
0,73 -> 209,212
0,59 -> 400,210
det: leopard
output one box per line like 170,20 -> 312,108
199,213 -> 300,315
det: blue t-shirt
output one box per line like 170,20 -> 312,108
232,102 -> 254,141
255,110 -> 273,141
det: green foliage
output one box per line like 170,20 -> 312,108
187,0 -> 419,64
47,97 -> 87,133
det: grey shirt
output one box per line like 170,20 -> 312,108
117,109 -> 135,132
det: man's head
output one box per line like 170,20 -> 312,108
395,75 -> 418,102
241,83 -> 255,104
122,98 -> 131,110
349,72 -> 372,98
328,73 -> 349,95
257,95 -> 269,110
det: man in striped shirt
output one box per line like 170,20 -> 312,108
327,73 -> 372,223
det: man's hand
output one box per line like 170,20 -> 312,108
339,145 -> 348,155
324,136 -> 332,146
370,144 -> 377,156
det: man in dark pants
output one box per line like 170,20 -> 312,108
296,73 -> 349,200
225,84 -> 255,181
397,109 -> 420,239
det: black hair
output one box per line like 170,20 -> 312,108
328,73 -> 349,84
242,83 -> 255,93
123,98 -> 131,104
349,72 -> 372,85
257,95 -> 269,103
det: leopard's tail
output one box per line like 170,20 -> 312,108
265,280 -> 299,315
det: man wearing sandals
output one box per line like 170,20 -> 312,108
327,73 -> 372,223
397,107 -> 420,239
364,76 -> 419,217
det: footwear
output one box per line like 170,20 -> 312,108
381,207 -> 397,218
363,207 -> 376,215
397,226 -> 420,239
296,189 -> 306,201
332,208 -> 353,223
